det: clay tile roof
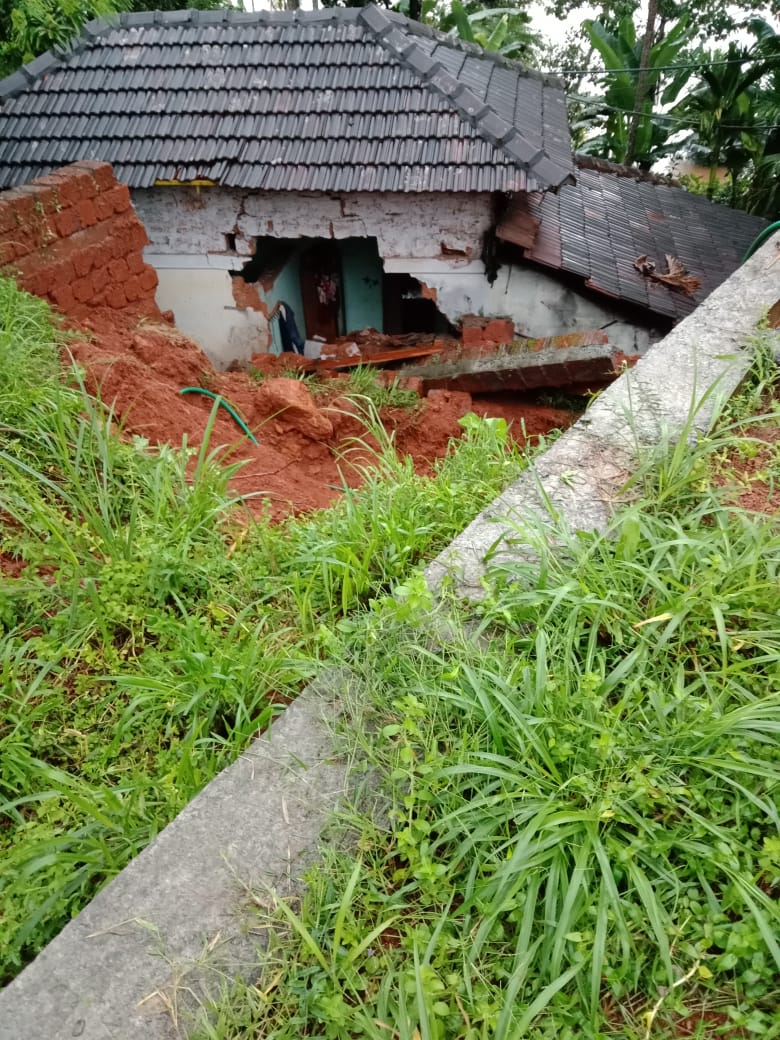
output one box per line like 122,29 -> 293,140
0,5 -> 574,194
498,155 -> 768,321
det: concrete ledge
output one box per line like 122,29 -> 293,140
3,240 -> 778,1039
426,238 -> 780,596
0,677 -> 351,1040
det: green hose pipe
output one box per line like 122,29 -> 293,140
742,221 -> 780,263
179,387 -> 259,445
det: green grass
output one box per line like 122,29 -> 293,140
0,278 -> 530,983
250,362 -> 421,411
191,345 -> 780,1038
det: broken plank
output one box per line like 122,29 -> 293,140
316,345 -> 443,371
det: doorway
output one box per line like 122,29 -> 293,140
300,243 -> 344,340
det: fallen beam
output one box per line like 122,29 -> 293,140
402,336 -> 621,395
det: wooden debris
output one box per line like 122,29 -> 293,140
316,344 -> 442,371
633,253 -> 701,296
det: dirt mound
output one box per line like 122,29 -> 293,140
59,310 -> 578,519
255,378 -> 334,441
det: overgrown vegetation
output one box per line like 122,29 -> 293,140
0,277 -> 529,982
194,341 -> 780,1038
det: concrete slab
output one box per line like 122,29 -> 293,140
402,335 -> 618,395
0,675 -> 352,1040
426,237 -> 780,597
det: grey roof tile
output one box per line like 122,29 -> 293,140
0,4 -> 571,192
513,157 -> 768,321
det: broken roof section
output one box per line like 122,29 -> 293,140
0,5 -> 573,194
497,156 -> 768,321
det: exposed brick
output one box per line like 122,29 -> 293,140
92,264 -> 111,293
77,199 -> 98,228
105,285 -> 127,309
462,324 -> 483,347
17,182 -> 60,217
483,318 -> 514,344
110,232 -> 128,260
94,193 -> 115,222
0,199 -> 16,235
44,172 -> 81,210
54,207 -> 81,237
72,248 -> 96,278
17,269 -> 49,298
71,161 -> 115,192
109,257 -> 129,281
10,232 -> 37,260
129,221 -> 149,251
50,259 -> 75,288
72,275 -> 94,303
59,169 -> 98,202
124,275 -> 142,302
0,240 -> 15,265
138,266 -> 159,292
106,184 -> 132,214
51,284 -> 75,312
3,189 -> 36,223
94,242 -> 113,270
126,251 -> 145,275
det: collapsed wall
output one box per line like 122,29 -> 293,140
0,161 -> 161,321
132,186 -> 659,369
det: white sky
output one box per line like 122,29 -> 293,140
242,1 -> 592,48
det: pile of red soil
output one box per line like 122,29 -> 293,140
63,309 -> 578,518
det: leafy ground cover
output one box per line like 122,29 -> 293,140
0,277 -> 532,983
194,340 -> 780,1039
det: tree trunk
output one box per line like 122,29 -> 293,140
625,0 -> 658,166
409,0 -> 422,21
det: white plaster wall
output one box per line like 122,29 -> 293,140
386,258 -> 663,355
134,186 -> 661,363
132,187 -> 491,260
154,262 -> 268,368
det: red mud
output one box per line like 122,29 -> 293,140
718,398 -> 780,516
57,309 -> 578,520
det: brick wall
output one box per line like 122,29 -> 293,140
0,161 -> 161,320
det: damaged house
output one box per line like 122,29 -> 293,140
0,4 -> 768,368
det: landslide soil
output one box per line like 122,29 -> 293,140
717,388 -> 780,516
63,310 -> 578,519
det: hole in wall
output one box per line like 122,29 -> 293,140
230,237 -> 455,340
383,274 -> 456,335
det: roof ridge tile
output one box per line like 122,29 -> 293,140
0,3 -> 573,193
357,4 -> 572,189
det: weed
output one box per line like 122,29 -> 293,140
192,346 -> 780,1038
0,276 -> 525,981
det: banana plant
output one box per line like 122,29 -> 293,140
578,15 -> 692,168
441,1 -> 540,62
673,19 -> 779,202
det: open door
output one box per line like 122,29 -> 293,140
300,243 -> 343,340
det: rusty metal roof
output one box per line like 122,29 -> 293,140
0,6 -> 573,193
500,158 -> 768,321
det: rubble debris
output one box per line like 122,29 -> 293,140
319,345 -> 443,371
255,378 -> 334,441
634,254 -> 701,297
402,331 -> 618,396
